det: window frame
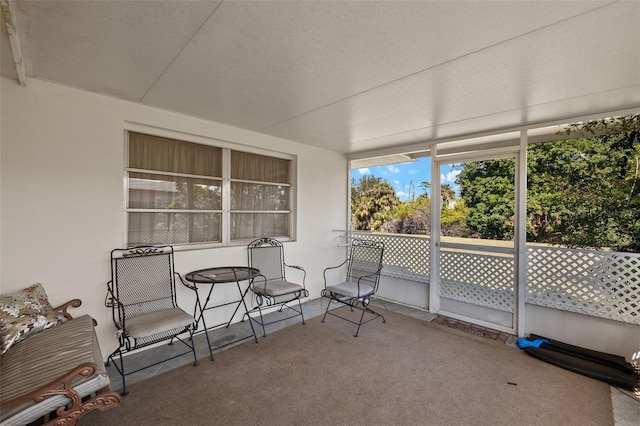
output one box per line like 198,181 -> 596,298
123,125 -> 297,250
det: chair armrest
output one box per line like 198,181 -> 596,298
175,272 -> 197,291
1,362 -> 121,419
284,263 -> 307,287
322,258 -> 350,287
53,299 -> 82,321
356,270 -> 382,285
250,274 -> 269,292
105,280 -> 117,307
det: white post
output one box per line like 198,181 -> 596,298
429,145 -> 441,313
515,131 -> 528,337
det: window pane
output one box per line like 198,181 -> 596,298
126,131 -> 295,246
231,151 -> 290,183
230,182 -> 289,210
129,133 -> 222,177
230,213 -> 289,241
128,212 -> 221,247
129,173 -> 221,210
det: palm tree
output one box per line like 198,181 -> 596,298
441,184 -> 456,209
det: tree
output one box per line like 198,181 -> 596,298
381,194 -> 430,234
457,114 -> 640,251
456,158 -> 515,240
530,114 -> 640,251
440,184 -> 456,209
351,177 -> 400,231
351,175 -> 383,201
441,198 -> 469,236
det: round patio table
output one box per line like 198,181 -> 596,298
183,266 -> 261,360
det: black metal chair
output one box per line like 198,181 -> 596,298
105,246 -> 198,395
245,237 -> 309,336
321,238 -> 386,336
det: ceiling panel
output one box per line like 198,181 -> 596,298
10,0 -> 220,100
264,1 -> 640,153
1,0 -> 638,156
143,0 -> 613,131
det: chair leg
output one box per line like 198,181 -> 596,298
298,298 -> 306,325
258,308 -> 267,337
322,294 -> 386,337
321,296 -> 332,323
116,350 -> 128,396
189,329 -> 199,366
354,308 -> 367,337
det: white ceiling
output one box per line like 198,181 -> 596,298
2,0 -> 639,157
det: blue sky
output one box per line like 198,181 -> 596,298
351,157 -> 461,202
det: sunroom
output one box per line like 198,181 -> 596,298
1,1 -> 639,424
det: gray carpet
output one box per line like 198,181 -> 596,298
83,307 -> 613,425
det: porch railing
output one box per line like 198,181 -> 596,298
345,231 -> 640,326
527,245 -> 639,325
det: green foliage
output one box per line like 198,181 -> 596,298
351,177 -> 400,231
351,175 -> 383,200
457,158 -> 515,240
529,114 -> 640,251
441,199 -> 469,236
456,114 -> 639,251
350,114 -> 639,252
440,184 -> 456,207
381,194 -> 430,234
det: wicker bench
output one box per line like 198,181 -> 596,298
0,299 -> 121,426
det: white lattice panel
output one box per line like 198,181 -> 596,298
348,232 -> 429,282
528,246 -> 640,325
342,232 -> 640,326
439,251 -> 516,313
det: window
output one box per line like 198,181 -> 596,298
126,132 -> 294,247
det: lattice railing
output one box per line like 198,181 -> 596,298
347,231 -> 429,282
439,249 -> 516,313
341,231 -> 640,325
528,246 -> 640,325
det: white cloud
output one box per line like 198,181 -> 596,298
357,168 -> 371,175
387,165 -> 400,173
442,169 -> 461,183
393,180 -> 400,185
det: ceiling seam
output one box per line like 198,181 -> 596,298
257,0 -> 624,133
137,0 -> 225,103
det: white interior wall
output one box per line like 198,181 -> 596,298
376,276 -> 428,310
0,77 -> 348,359
525,305 -> 640,362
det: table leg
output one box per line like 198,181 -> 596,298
193,285 -> 215,361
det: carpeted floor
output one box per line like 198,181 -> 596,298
83,307 -> 613,426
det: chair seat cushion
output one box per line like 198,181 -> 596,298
325,281 -> 374,299
0,315 -> 110,425
252,280 -> 303,297
123,308 -> 193,339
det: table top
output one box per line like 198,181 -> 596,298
184,266 -> 260,284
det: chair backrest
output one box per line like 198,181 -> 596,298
346,239 -> 385,291
248,238 -> 286,281
109,246 -> 178,322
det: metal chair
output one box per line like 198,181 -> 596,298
246,237 -> 309,337
321,238 -> 386,336
105,246 -> 198,395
